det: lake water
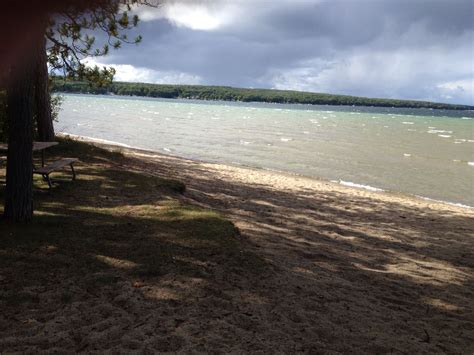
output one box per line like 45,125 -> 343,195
57,93 -> 474,207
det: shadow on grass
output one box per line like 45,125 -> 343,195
0,140 -> 267,352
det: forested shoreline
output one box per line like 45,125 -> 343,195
50,79 -> 473,110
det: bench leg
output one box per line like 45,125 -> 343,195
43,174 -> 52,189
70,164 -> 76,180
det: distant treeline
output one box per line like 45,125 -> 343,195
50,78 -> 474,110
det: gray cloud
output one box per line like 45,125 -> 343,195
92,0 -> 474,104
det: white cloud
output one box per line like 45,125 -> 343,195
267,45 -> 474,104
83,59 -> 202,85
133,0 -> 317,31
437,79 -> 474,104
437,79 -> 473,92
94,0 -> 473,104
133,1 -> 242,31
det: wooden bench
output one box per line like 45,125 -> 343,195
34,158 -> 78,189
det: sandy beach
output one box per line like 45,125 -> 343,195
1,0 -> 472,351
67,135 -> 474,353
1,135 -> 473,353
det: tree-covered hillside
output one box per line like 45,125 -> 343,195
50,78 -> 474,110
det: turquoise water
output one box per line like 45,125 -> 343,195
57,94 -> 474,207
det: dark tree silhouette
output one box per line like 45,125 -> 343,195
1,0 -> 155,223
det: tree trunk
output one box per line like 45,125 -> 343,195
3,52 -> 37,222
34,36 -> 55,141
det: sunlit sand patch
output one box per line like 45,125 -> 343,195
238,291 -> 268,305
314,261 -> 340,272
143,277 -> 206,301
248,199 -> 278,208
243,221 -> 293,234
331,234 -> 357,241
173,255 -> 210,268
39,245 -> 59,254
355,255 -> 468,286
424,297 -> 463,312
95,255 -> 140,269
144,286 -> 181,301
292,266 -> 319,277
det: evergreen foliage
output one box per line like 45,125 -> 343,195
46,0 -> 147,86
51,79 -> 473,110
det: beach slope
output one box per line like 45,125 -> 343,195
99,138 -> 474,352
1,137 -> 473,353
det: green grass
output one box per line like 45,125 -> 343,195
0,139 -> 264,310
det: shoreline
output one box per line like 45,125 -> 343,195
56,92 -> 474,119
59,132 -> 473,211
53,86 -> 474,111
3,133 -> 474,352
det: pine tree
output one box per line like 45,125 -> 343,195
1,0 -> 154,222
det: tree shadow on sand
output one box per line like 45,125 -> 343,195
0,140 -> 473,353
116,144 -> 474,353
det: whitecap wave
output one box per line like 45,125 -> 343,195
414,195 -> 472,209
58,133 -> 135,149
337,180 -> 384,192
428,130 -> 453,134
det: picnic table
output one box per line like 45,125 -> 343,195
0,141 -> 58,166
0,141 -> 77,189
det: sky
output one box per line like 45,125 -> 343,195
85,0 -> 474,105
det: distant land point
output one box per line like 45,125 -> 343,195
51,78 -> 474,111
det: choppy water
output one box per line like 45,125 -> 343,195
57,93 -> 474,207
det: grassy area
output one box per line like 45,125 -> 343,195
0,140 -> 264,350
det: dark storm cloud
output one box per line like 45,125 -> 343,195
93,0 -> 474,104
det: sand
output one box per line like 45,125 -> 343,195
3,136 -> 474,352
102,140 -> 473,353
